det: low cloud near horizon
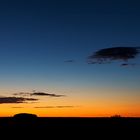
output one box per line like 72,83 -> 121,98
34,106 -> 75,108
14,91 -> 65,97
0,96 -> 38,104
11,107 -> 24,108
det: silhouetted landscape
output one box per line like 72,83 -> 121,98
0,113 -> 139,138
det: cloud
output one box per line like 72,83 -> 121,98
14,91 -> 65,97
11,107 -> 24,108
120,63 -> 129,66
31,92 -> 65,97
64,59 -> 75,63
56,106 -> 75,108
87,47 -> 140,64
13,92 -> 30,96
0,96 -> 38,104
120,63 -> 137,67
34,106 -> 55,108
34,106 -> 75,108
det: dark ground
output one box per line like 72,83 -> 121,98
0,117 -> 140,138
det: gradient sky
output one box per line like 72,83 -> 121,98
0,0 -> 140,117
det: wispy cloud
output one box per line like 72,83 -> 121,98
64,59 -> 75,63
120,63 -> 138,67
34,106 -> 55,108
13,92 -> 30,96
34,106 -> 75,108
56,106 -> 75,108
11,107 -> 24,108
0,96 -> 38,104
31,92 -> 65,97
14,91 -> 65,97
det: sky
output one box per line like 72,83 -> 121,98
0,0 -> 140,117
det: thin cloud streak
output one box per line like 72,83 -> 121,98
13,91 -> 65,97
11,107 -> 24,108
31,92 -> 65,97
34,106 -> 75,108
0,96 -> 38,104
64,59 -> 75,63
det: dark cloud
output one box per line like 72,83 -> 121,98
0,96 -> 38,104
120,63 -> 137,67
56,106 -> 75,108
34,106 -> 55,108
14,91 -> 65,97
31,92 -> 65,97
88,47 -> 140,64
34,106 -> 75,108
11,107 -> 24,108
64,60 -> 75,63
121,63 -> 129,66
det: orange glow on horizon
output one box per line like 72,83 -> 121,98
0,87 -> 139,117
0,104 -> 140,117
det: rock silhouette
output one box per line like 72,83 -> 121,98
13,113 -> 37,119
13,113 -> 38,127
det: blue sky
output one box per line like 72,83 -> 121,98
0,0 -> 139,116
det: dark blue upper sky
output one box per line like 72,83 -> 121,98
0,0 -> 140,117
0,0 -> 140,99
